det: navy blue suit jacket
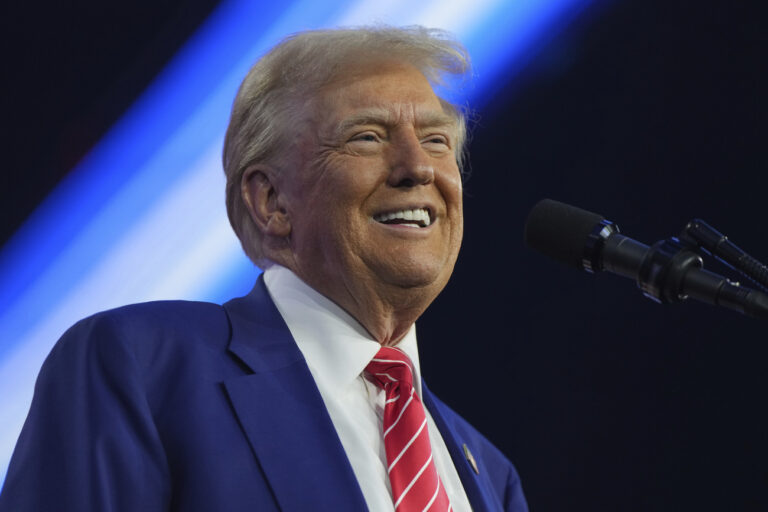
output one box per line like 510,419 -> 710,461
0,278 -> 527,511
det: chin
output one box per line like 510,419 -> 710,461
377,259 -> 454,293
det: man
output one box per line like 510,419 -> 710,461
0,27 -> 527,511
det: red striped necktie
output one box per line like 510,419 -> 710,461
366,347 -> 452,512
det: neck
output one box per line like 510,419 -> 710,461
305,271 -> 435,346
345,285 -> 432,346
263,240 -> 448,345
267,259 -> 435,345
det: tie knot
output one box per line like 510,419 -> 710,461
365,346 -> 415,390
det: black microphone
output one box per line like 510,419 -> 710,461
523,199 -> 768,320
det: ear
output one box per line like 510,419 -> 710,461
241,165 -> 291,238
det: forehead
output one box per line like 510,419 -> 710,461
312,62 -> 455,133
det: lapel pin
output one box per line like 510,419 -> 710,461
463,443 -> 479,475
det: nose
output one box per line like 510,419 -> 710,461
386,134 -> 435,188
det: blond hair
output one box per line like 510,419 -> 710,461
222,26 -> 471,264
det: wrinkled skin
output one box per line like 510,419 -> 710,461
244,61 -> 464,345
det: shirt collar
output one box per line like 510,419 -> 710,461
262,265 -> 423,397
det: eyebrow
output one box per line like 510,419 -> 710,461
333,108 -> 457,138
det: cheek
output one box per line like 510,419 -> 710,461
441,170 -> 464,212
441,172 -> 464,249
301,175 -> 375,241
320,172 -> 383,215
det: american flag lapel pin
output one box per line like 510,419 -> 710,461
463,443 -> 479,475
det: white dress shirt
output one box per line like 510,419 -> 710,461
263,265 -> 472,511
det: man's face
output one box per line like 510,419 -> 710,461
276,61 -> 464,305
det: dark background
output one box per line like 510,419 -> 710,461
3,1 -> 767,510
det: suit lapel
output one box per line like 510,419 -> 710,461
222,278 -> 367,511
422,381 -> 496,512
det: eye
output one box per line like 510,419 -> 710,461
349,132 -> 381,143
422,134 -> 451,150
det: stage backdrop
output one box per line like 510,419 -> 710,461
2,0 -> 767,509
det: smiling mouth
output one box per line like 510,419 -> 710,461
373,207 -> 432,228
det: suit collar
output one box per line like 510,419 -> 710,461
262,265 -> 380,395
422,380 -> 497,512
223,277 -> 497,511
262,264 -> 425,398
223,275 -> 301,373
222,277 -> 368,511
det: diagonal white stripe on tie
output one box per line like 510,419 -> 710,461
422,476 -> 442,512
384,388 -> 415,437
394,453 -> 434,509
388,417 -> 428,472
366,346 -> 451,510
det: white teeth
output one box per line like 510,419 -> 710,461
374,208 -> 431,227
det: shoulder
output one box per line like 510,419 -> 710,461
2,300 -> 241,511
45,300 -> 232,379
59,299 -> 228,346
79,299 -> 227,332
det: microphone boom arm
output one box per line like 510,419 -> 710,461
680,219 -> 768,292
598,229 -> 768,320
524,199 -> 768,321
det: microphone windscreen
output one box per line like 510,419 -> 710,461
524,199 -> 605,269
